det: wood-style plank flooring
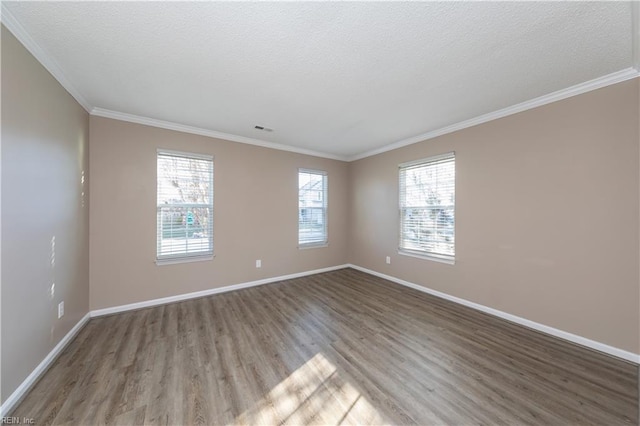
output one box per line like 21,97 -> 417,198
12,268 -> 639,425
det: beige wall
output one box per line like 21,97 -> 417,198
2,18 -> 638,408
1,25 -> 90,404
349,78 -> 640,354
89,117 -> 349,310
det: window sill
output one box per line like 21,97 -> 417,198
298,243 -> 329,250
156,255 -> 214,266
398,249 -> 455,265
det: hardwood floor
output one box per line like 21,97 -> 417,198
12,268 -> 639,425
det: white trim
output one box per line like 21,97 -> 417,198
157,149 -> 213,161
90,264 -> 350,317
155,255 -> 214,266
298,243 -> 329,250
93,67 -> 640,164
399,151 -> 455,169
348,68 -> 640,162
0,313 -> 91,417
397,249 -> 455,265
2,2 -> 637,163
633,1 -> 640,71
1,266 -> 349,415
298,168 -> 328,176
91,108 -> 347,161
0,4 -> 92,112
347,264 -> 640,364
1,265 -> 637,417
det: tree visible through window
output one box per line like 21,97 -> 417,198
298,169 -> 327,247
399,153 -> 455,261
157,151 -> 213,262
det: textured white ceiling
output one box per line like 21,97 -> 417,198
2,1 -> 636,160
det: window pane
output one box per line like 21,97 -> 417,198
158,155 -> 212,205
157,152 -> 213,260
298,169 -> 327,246
399,154 -> 455,260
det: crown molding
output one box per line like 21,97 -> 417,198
348,67 -> 640,162
91,108 -> 348,161
1,3 -> 92,112
96,65 -> 639,164
3,2 -> 638,162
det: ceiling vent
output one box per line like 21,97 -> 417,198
254,125 -> 273,132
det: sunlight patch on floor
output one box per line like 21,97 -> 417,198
236,352 -> 387,425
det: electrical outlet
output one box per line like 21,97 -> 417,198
58,301 -> 64,319
256,259 -> 262,268
386,256 -> 391,264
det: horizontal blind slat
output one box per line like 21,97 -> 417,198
299,169 -> 328,246
157,152 -> 214,260
399,153 -> 455,258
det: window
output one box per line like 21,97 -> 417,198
298,169 -> 328,247
157,150 -> 213,263
399,152 -> 455,262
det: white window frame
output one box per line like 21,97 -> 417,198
156,149 -> 214,264
298,168 -> 328,248
399,152 -> 455,264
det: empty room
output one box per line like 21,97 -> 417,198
1,1 -> 639,425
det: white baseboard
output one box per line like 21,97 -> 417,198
1,264 -> 350,415
91,264 -> 350,318
0,313 -> 91,417
348,264 -> 640,364
3,262 -> 635,418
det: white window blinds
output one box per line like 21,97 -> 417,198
157,150 -> 214,262
399,153 -> 455,261
298,169 -> 328,247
